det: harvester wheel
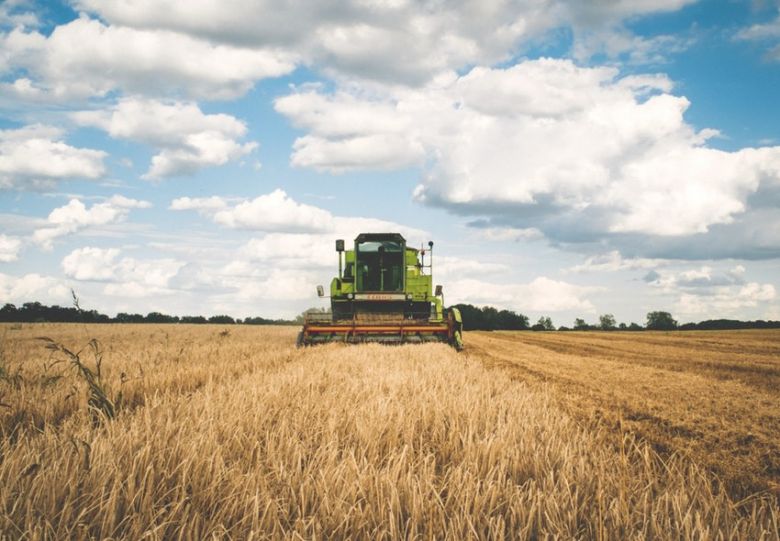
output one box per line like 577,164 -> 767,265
296,331 -> 305,348
452,329 -> 464,351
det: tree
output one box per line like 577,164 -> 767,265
208,315 -> 235,324
145,312 -> 179,323
116,312 -> 145,323
481,306 -> 500,330
599,313 -> 616,331
532,316 -> 554,331
244,316 -> 271,325
180,315 -> 207,324
646,311 -> 677,331
496,309 -> 529,330
451,304 -> 529,331
244,316 -> 296,325
0,303 -> 18,322
573,318 -> 589,330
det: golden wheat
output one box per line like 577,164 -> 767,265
0,324 -> 777,539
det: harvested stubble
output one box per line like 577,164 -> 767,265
468,330 -> 780,499
0,324 -> 778,539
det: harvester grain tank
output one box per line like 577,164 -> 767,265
299,233 -> 463,349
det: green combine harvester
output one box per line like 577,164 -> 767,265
299,233 -> 463,350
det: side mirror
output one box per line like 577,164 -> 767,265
435,285 -> 443,296
336,239 -> 344,252
316,285 -> 325,297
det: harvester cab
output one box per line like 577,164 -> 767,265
299,233 -> 463,349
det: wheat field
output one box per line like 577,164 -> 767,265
0,324 -> 778,539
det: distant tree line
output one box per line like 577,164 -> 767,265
559,311 -> 780,331
452,304 -> 530,331
677,319 -> 780,330
2,301 -> 779,331
451,305 -> 780,332
0,302 -> 295,325
1,302 -> 111,323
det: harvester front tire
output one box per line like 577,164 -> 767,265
296,331 -> 305,348
452,330 -> 464,351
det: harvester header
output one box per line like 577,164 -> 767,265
298,233 -> 463,349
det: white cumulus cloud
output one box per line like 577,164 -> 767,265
276,91 -> 425,171
735,7 -> 780,62
471,227 -> 544,242
241,233 -> 337,269
0,234 -> 22,262
169,196 -> 229,212
33,195 -> 151,249
643,264 -> 777,319
62,246 -> 120,281
211,189 -> 333,232
675,283 -> 777,318
435,256 -> 508,282
172,189 -> 428,241
0,17 -> 295,100
238,231 -> 461,272
73,97 -> 258,179
62,246 -> 185,298
644,265 -> 750,292
448,276 -> 599,313
275,58 -> 780,244
69,0 -> 695,86
569,251 -> 665,273
0,124 -> 106,190
0,1 -> 39,30
0,272 -> 71,304
230,268 -> 323,301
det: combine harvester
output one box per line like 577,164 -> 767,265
299,233 -> 463,350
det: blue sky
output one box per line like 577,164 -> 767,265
1,0 -> 780,325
